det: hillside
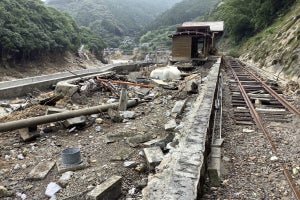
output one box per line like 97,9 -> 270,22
46,0 -> 181,47
146,0 -> 220,31
240,1 -> 300,83
139,0 -> 220,50
0,0 -> 105,67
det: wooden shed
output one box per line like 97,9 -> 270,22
169,21 -> 224,62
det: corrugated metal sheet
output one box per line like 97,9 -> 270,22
181,21 -> 224,32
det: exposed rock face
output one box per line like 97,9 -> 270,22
240,2 -> 300,84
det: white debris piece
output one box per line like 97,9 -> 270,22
45,182 -> 62,197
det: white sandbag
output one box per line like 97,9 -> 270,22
150,66 -> 181,81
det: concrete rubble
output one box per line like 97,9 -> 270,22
0,58 -> 221,199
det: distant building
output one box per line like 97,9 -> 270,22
169,21 -> 224,63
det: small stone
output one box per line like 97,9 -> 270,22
21,164 -> 27,169
95,118 -> 103,124
17,154 -> 24,160
16,192 -> 26,200
164,119 -> 177,131
14,164 -> 20,170
4,155 -> 10,161
270,156 -> 278,161
293,168 -> 299,175
222,156 -> 230,162
243,129 -> 254,133
58,171 -> 74,188
135,163 -> 147,172
95,126 -> 102,132
120,111 -> 135,119
123,161 -> 137,168
128,188 -> 136,195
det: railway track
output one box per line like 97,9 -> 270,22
225,56 -> 300,199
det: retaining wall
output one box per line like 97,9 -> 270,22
142,58 -> 221,199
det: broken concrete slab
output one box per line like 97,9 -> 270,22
123,161 -> 137,168
105,132 -> 136,143
86,175 -> 122,200
56,158 -> 88,174
28,161 -> 55,180
19,128 -> 40,142
164,119 -> 177,131
111,149 -> 134,161
127,134 -> 152,147
120,111 -> 135,119
171,99 -> 187,118
143,146 -> 164,171
63,116 -> 87,128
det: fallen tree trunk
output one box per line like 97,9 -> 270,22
0,99 -> 138,132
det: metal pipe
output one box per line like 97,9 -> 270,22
0,99 -> 138,132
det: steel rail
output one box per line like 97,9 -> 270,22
228,60 -> 300,200
241,66 -> 300,116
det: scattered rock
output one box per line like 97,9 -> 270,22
95,118 -> 103,124
120,111 -> 135,119
164,119 -> 177,131
123,161 -> 137,168
135,163 -> 147,172
17,154 -> 24,160
58,171 -> 74,188
95,126 -> 102,132
270,156 -> 279,161
143,146 -> 164,171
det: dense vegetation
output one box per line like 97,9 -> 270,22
146,0 -> 220,31
0,0 -> 105,64
46,0 -> 181,47
210,0 -> 297,43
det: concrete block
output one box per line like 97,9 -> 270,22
28,161 -> 55,180
164,119 -> 177,131
63,116 -> 87,128
19,128 -> 40,142
143,146 -> 164,170
86,175 -> 122,200
171,99 -> 187,117
56,158 -> 88,174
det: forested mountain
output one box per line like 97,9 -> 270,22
209,0 -> 297,43
46,0 -> 181,47
146,0 -> 220,31
139,0 -> 221,50
0,0 -> 105,65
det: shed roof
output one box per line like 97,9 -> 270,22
181,21 -> 224,32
